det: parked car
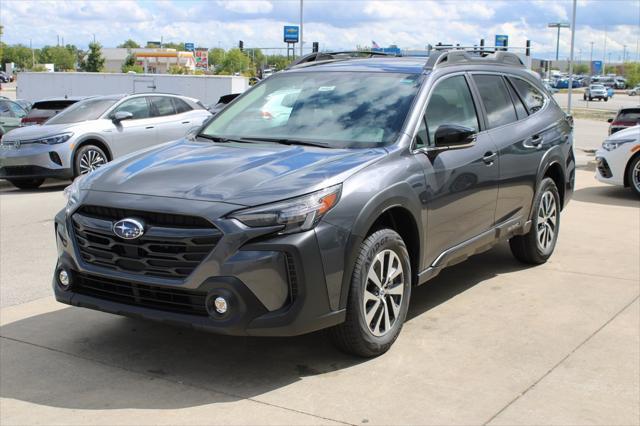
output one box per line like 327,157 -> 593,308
20,97 -> 88,126
595,125 -> 640,196
608,107 -> 640,135
553,78 -> 581,89
52,50 -> 574,357
0,93 -> 211,189
583,84 -> 608,101
627,85 -> 640,96
614,77 -> 627,89
0,99 -> 28,137
0,71 -> 14,83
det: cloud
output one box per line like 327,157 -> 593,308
0,0 -> 638,60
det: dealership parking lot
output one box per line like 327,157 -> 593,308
1,119 -> 639,424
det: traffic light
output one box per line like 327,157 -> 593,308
239,40 -> 244,52
312,42 -> 319,53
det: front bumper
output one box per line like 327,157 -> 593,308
595,149 -> 626,186
0,143 -> 73,179
53,193 -> 347,336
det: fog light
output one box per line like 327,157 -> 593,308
58,269 -> 70,288
213,296 -> 228,314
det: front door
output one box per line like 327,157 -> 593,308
413,74 -> 500,266
107,97 -> 157,157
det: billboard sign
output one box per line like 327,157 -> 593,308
194,49 -> 208,71
592,60 -> 603,75
284,26 -> 299,43
495,34 -> 508,48
185,42 -> 195,52
146,41 -> 161,48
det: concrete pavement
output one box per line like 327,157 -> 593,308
1,168 -> 638,425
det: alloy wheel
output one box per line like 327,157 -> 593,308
362,249 -> 405,337
632,160 -> 640,193
536,191 -> 557,253
79,149 -> 107,175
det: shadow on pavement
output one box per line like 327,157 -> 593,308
0,243 -> 531,410
0,179 -> 69,194
572,185 -> 639,207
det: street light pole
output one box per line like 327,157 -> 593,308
548,22 -> 570,61
567,0 -> 577,114
299,0 -> 303,57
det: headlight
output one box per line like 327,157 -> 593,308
36,132 -> 73,145
229,184 -> 342,235
63,174 -> 86,213
602,139 -> 635,151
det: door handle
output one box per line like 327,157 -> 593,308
530,135 -> 543,146
181,121 -> 190,124
145,126 -> 154,129
482,151 -> 497,165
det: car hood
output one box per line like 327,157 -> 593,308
1,122 -> 78,141
85,138 -> 388,206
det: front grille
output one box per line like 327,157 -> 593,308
0,165 -> 41,177
284,252 -> 298,303
597,157 -> 613,178
73,272 -> 208,316
72,207 -> 222,279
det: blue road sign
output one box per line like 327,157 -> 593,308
284,26 -> 299,43
592,60 -> 603,75
495,34 -> 508,47
185,42 -> 195,52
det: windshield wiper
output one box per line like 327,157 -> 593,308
196,134 -> 249,144
239,137 -> 331,148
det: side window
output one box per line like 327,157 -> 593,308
505,79 -> 528,120
173,98 -> 192,114
414,118 -> 428,149
424,75 -> 479,144
8,102 -> 26,118
510,77 -> 545,113
473,74 -> 517,128
112,97 -> 150,119
149,96 -> 176,117
0,101 -> 15,117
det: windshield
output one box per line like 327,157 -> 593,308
591,85 -> 605,90
46,98 -> 119,125
200,71 -> 423,148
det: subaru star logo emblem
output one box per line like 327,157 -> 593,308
113,218 -> 145,240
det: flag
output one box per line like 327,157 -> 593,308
372,40 -> 380,49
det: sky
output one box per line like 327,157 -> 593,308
1,0 -> 639,61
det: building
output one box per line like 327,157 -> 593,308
102,48 -> 196,74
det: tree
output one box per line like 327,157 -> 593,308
1,44 -> 34,70
266,54 -> 292,71
121,53 -> 143,73
168,64 -> 189,74
162,42 -> 185,51
624,62 -> 640,87
208,48 -> 225,68
38,45 -> 76,71
215,48 -> 250,75
572,63 -> 589,75
118,39 -> 140,49
84,42 -> 105,72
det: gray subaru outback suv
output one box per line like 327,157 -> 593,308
54,50 -> 574,357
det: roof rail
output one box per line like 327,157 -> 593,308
286,51 -> 397,69
424,49 -> 525,70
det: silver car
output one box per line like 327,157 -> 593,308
0,93 -> 211,189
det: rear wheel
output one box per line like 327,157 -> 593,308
509,178 -> 561,264
74,145 -> 108,177
627,156 -> 640,197
8,178 -> 45,190
329,229 -> 412,357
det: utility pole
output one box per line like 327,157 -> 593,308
548,22 -> 570,61
602,26 -> 607,75
622,44 -> 627,63
589,41 -> 594,75
567,0 -> 577,114
30,39 -> 35,68
299,0 -> 304,57
92,34 -> 96,44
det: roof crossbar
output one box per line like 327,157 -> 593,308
286,51 -> 397,69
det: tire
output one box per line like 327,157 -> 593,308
8,178 -> 45,190
583,95 -> 586,100
626,155 -> 640,197
74,145 -> 108,177
329,229 -> 412,357
588,96 -> 593,101
509,177 -> 561,265
604,97 -> 608,102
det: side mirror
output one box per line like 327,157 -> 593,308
607,118 -> 613,123
113,111 -> 133,122
434,124 -> 476,149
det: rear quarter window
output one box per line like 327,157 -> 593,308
509,78 -> 545,113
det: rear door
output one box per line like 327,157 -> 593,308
148,95 -> 185,142
471,73 -> 550,223
0,101 -> 25,134
413,73 -> 500,265
107,97 -> 157,156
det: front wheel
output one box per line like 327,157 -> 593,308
627,156 -> 640,197
74,145 -> 108,177
509,177 -> 561,264
329,229 -> 412,357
